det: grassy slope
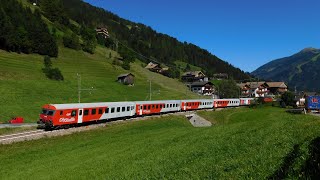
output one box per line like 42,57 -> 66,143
0,107 -> 320,179
0,46 -> 199,123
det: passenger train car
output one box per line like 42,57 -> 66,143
39,98 -> 254,129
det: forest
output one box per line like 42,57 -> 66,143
1,0 -> 250,80
0,0 -> 58,57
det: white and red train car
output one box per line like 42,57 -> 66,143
39,98 -> 254,129
135,100 -> 180,116
239,98 -> 254,106
181,99 -> 213,111
39,102 -> 135,128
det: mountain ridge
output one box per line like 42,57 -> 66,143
252,47 -> 320,91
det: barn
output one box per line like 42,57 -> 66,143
117,73 -> 135,85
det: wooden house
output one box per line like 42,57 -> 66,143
188,82 -> 214,96
117,73 -> 135,85
266,82 -> 288,95
181,71 -> 207,82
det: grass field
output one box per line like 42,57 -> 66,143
0,47 -> 201,123
1,107 -> 320,179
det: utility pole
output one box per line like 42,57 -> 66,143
77,73 -> 96,103
149,80 -> 152,101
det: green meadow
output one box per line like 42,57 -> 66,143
0,47 -> 200,123
1,107 -> 320,179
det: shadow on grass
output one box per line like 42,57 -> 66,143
268,144 -> 301,180
299,137 -> 320,179
268,137 -> 320,179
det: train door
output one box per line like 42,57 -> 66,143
78,108 -> 83,123
140,105 -> 143,115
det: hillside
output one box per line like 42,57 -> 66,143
22,0 -> 248,80
0,0 -> 246,123
0,46 -> 200,123
252,48 -> 320,91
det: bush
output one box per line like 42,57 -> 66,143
42,56 -> 64,81
45,68 -> 64,81
63,33 -> 81,50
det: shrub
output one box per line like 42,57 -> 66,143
63,33 -> 81,50
42,56 -> 64,81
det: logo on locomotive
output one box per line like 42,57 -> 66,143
59,117 -> 76,123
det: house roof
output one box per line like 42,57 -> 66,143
182,71 -> 205,77
117,73 -> 134,78
237,83 -> 249,88
189,81 -> 213,87
145,62 -> 160,69
250,82 -> 268,89
266,82 -> 287,88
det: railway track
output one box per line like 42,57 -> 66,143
0,130 -> 48,144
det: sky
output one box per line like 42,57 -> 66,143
84,0 -> 320,72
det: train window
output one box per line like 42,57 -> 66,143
79,110 -> 82,116
127,106 -> 130,111
117,107 -> 120,112
144,105 -> 146,110
99,109 -> 103,114
71,110 -> 77,117
156,105 -> 158,109
84,109 -> 89,116
92,109 -> 96,115
159,105 -> 162,108
60,111 -> 63,115
111,107 -> 115,113
41,109 -> 48,115
131,106 -> 134,110
105,108 -> 109,113
122,107 -> 125,112
47,110 -> 55,116
152,105 -> 155,109
148,105 -> 151,109
170,104 -> 172,108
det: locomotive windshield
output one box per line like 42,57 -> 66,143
41,109 -> 55,116
41,109 -> 48,114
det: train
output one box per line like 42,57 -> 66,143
38,98 -> 254,130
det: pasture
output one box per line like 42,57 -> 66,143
0,47 -> 199,123
1,107 -> 320,179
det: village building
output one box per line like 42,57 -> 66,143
181,71 -> 208,82
117,73 -> 135,85
187,82 -> 214,96
266,82 -> 288,95
238,83 -> 251,97
249,82 -> 269,97
96,27 -> 109,39
145,62 -> 162,73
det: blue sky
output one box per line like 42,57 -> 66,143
84,0 -> 320,72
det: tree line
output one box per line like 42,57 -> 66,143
61,0 -> 250,80
0,0 -> 58,57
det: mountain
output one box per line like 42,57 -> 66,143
0,0 -> 249,80
252,48 -> 320,91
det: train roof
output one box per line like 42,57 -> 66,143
135,100 -> 181,104
44,102 -> 135,110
